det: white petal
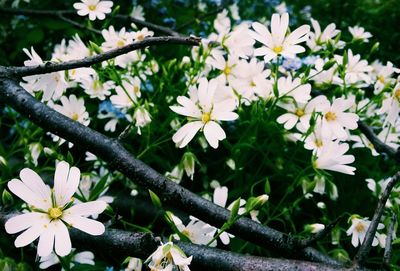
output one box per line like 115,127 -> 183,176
66,201 -> 107,217
213,186 -> 228,207
64,216 -> 105,235
203,121 -> 226,149
54,222 -> 72,256
14,225 -> 43,248
5,213 -> 45,234
37,225 -> 55,257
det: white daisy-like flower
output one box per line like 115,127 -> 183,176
276,75 -> 312,103
307,19 -> 341,51
130,5 -> 145,20
277,95 -> 328,130
73,0 -> 113,21
5,161 -> 107,257
346,217 -> 384,247
132,27 -> 154,42
348,26 -> 372,42
313,140 -> 356,175
334,49 -> 373,85
52,95 -> 90,126
377,82 -> 400,126
318,97 -> 359,139
170,78 -> 239,149
21,47 -> 68,102
145,242 -> 192,271
78,74 -> 114,100
250,13 -> 310,62
171,214 -> 216,246
110,76 -> 141,108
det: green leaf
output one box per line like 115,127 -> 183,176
149,189 -> 162,208
88,174 -> 110,201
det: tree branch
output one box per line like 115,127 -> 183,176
0,78 -> 340,266
0,36 -> 201,78
353,171 -> 400,266
0,7 -> 181,37
382,213 -> 397,270
57,13 -> 102,35
357,121 -> 400,161
0,211 -> 358,271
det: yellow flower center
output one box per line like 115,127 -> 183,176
201,112 -> 211,124
394,89 -> 400,101
295,108 -> 305,117
48,207 -> 62,219
325,111 -> 337,121
355,222 -> 365,233
88,4 -> 96,11
250,81 -> 256,87
315,139 -> 323,148
223,65 -> 232,76
273,46 -> 283,54
136,34 -> 145,41
377,75 -> 385,84
182,229 -> 191,238
72,113 -> 79,121
116,40 -> 125,48
133,85 -> 140,94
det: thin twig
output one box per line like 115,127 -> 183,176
0,78 -> 341,266
0,36 -> 201,78
382,213 -> 397,270
357,121 -> 400,161
353,171 -> 400,267
57,13 -> 102,35
299,215 -> 344,248
0,7 -> 181,37
115,14 -> 182,37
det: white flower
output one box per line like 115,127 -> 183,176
165,165 -> 184,184
21,47 -> 69,102
171,214 -> 216,246
101,26 -> 140,68
313,140 -> 356,175
276,75 -> 312,103
130,5 -> 145,20
145,242 -> 192,271
305,223 -> 325,234
110,76 -> 141,108
212,186 -> 246,244
348,26 -> 372,42
73,0 -> 113,21
277,95 -> 328,130
170,78 -> 238,149
132,27 -> 154,42
5,161 -> 107,257
377,82 -> 400,126
334,49 -> 372,85
78,74 -> 114,100
125,257 -> 142,271
39,250 -> 95,269
318,97 -> 359,139
250,13 -> 310,62
181,152 -> 196,180
52,95 -> 90,126
206,50 -> 240,85
346,217 -> 384,247
133,105 -> 152,134
307,19 -> 342,51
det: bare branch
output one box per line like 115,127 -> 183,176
0,78 -> 340,265
0,7 -> 181,37
0,211 -> 358,271
115,14 -> 182,37
357,121 -> 400,161
57,13 -> 102,35
0,36 -> 201,78
353,171 -> 400,266
382,213 -> 397,270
